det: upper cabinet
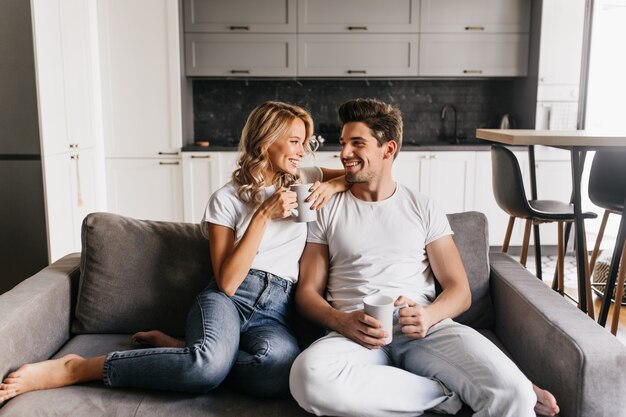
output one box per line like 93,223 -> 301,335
420,0 -> 530,33
184,0 -> 296,33
183,0 -> 530,78
298,0 -> 419,33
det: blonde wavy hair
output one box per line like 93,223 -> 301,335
233,101 -> 314,205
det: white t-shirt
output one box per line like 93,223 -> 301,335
307,184 -> 452,311
201,166 -> 322,283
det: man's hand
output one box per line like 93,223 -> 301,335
396,296 -> 433,339
334,310 -> 388,349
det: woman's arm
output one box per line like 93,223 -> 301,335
208,189 -> 297,297
307,167 -> 350,210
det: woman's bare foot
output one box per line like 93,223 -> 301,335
131,330 -> 185,348
0,354 -> 103,404
533,384 -> 560,416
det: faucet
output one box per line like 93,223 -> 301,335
440,104 -> 458,144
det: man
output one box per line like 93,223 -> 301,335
289,98 -> 559,417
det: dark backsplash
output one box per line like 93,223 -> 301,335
193,79 -> 516,146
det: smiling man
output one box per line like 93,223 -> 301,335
289,98 -> 559,417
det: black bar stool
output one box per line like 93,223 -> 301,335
491,145 -> 597,312
588,150 -> 626,333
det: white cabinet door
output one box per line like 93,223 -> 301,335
419,34 -> 528,77
420,0 -> 530,33
298,34 -> 419,77
392,152 -> 430,195
43,148 -> 99,262
182,153 -> 213,223
106,158 -> 183,222
186,34 -> 297,77
427,152 -> 475,214
184,0 -> 296,33
302,151 -> 344,170
298,0 -> 419,33
32,0 -> 98,156
98,0 -> 182,158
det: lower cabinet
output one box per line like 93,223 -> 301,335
106,157 -> 183,222
44,148 -> 100,262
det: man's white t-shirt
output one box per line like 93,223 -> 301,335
307,184 -> 453,311
201,166 -> 322,283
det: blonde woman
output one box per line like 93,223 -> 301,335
0,101 -> 347,402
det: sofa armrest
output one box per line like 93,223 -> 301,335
489,252 -> 626,417
0,254 -> 80,379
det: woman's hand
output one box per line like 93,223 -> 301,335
307,179 -> 347,210
258,188 -> 298,220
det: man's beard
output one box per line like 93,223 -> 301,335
346,170 -> 374,184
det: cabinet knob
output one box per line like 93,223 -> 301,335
69,143 -> 78,149
463,69 -> 483,74
348,26 -> 368,31
347,70 -> 367,74
158,151 -> 179,156
464,26 -> 485,31
230,70 -> 251,74
230,26 -> 250,31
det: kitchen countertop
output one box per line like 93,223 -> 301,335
182,139 -> 514,152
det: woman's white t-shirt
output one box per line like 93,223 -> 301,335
201,166 -> 322,283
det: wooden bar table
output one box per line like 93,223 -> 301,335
476,129 -> 626,324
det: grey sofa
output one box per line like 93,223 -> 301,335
1,211 -> 625,417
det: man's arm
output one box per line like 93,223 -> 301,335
397,235 -> 471,339
297,242 -> 387,349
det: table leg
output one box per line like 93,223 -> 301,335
528,145 -> 543,279
598,201 -> 626,326
571,149 -> 589,313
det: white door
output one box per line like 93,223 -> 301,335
106,158 -> 183,222
98,0 -> 182,157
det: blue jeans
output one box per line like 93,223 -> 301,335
102,269 -> 300,398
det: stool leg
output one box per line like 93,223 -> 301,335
610,245 -> 626,335
557,222 -> 565,295
589,209 -> 610,276
502,216 -> 515,253
599,206 -> 626,327
582,223 -> 595,320
520,219 -> 532,267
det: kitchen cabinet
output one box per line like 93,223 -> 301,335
419,34 -> 529,77
184,0 -> 296,33
43,149 -> 100,262
107,158 -> 183,222
186,34 -> 297,77
298,34 -> 419,77
182,152 -> 239,223
420,0 -> 530,33
31,0 -> 105,262
98,0 -> 183,158
297,0 -> 419,33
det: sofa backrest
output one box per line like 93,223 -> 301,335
447,211 -> 493,329
72,211 -> 493,336
72,213 -> 211,335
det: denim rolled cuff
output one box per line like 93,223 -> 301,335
102,352 -> 116,387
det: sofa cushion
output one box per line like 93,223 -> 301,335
72,213 -> 212,336
446,212 -> 493,329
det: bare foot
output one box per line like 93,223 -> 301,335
0,354 -> 94,403
533,384 -> 560,416
131,330 -> 185,348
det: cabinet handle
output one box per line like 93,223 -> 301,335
230,25 -> 250,31
69,143 -> 78,149
71,154 -> 84,207
230,69 -> 250,74
158,151 -> 179,156
348,26 -> 368,31
463,69 -> 483,74
347,70 -> 367,74
159,161 -> 180,165
465,26 -> 485,31
190,155 -> 211,159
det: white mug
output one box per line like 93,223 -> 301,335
289,183 -> 317,223
363,294 -> 408,345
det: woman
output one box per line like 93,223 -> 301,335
0,101 -> 347,402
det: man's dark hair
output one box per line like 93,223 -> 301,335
338,98 -> 403,156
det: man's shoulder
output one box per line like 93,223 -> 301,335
396,183 -> 434,207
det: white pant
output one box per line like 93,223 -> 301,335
289,319 -> 536,417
